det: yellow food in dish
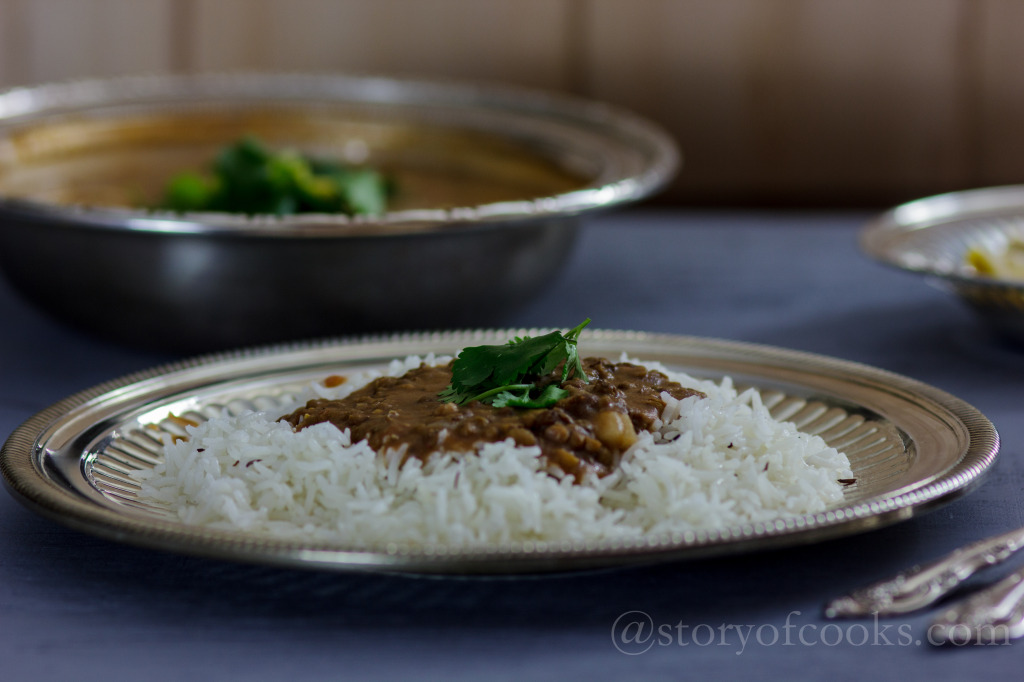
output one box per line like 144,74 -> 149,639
965,239 -> 1024,280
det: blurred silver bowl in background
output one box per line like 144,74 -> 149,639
0,73 -> 677,352
860,185 -> 1024,343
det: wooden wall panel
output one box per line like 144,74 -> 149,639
977,0 -> 1024,187
0,1 -> 18,88
584,0 -> 970,205
1,0 -> 174,85
188,0 -> 574,90
0,0 -> 1022,206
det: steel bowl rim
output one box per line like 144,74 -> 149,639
0,72 -> 680,239
860,183 -> 1024,288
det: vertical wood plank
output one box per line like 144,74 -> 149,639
15,0 -> 174,84
0,0 -> 26,87
189,0 -> 573,89
582,0 -> 969,205
0,0 -> 11,87
976,0 -> 1024,187
183,0 -> 268,72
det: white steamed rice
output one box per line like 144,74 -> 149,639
133,354 -> 853,546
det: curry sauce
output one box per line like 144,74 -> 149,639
281,358 -> 704,480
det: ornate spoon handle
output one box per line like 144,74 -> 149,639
928,567 -> 1024,645
824,525 -> 1024,618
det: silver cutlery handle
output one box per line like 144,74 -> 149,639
928,567 -> 1024,645
824,525 -> 1024,618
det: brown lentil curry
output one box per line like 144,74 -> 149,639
281,357 -> 704,480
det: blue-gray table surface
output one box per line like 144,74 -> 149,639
2,209 -> 1022,681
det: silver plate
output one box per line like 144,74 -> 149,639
860,185 -> 1024,343
0,330 -> 1000,575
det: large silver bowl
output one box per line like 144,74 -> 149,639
0,73 -> 677,352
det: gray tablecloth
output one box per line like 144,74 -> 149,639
2,209 -> 1022,681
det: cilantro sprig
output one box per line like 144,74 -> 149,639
438,319 -> 591,408
160,136 -> 392,216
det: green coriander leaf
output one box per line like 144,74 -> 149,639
535,342 -> 569,377
560,318 -> 590,381
158,136 -> 393,216
436,384 -> 467,403
463,383 -> 533,405
449,330 -> 561,389
338,169 -> 390,215
163,172 -> 217,211
491,384 -> 569,409
439,318 -> 591,407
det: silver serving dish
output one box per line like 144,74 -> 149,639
0,74 -> 677,351
861,185 -> 1024,342
0,330 -> 999,575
